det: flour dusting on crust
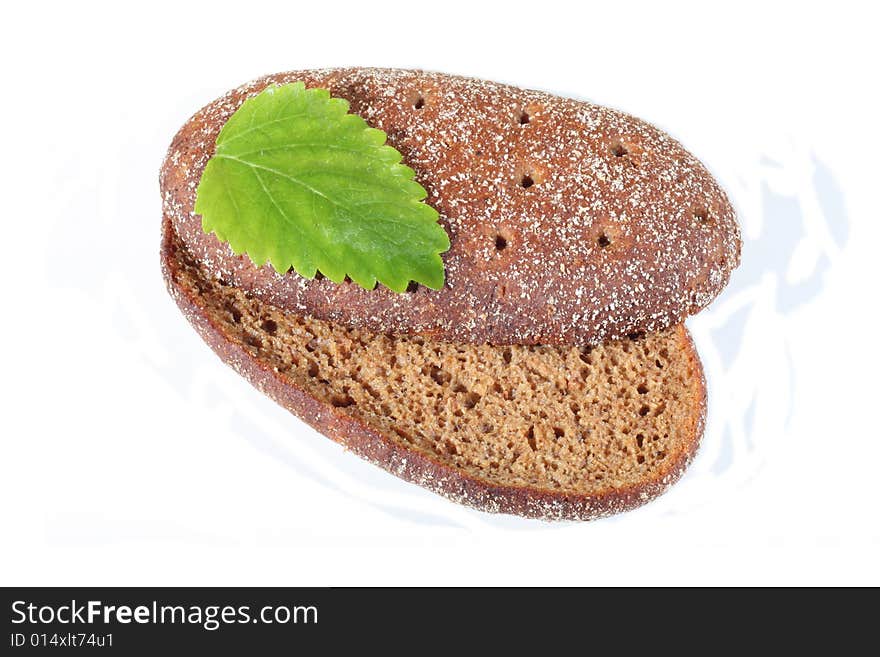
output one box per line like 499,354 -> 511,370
161,68 -> 740,346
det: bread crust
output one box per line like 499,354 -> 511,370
161,68 -> 740,347
161,217 -> 707,521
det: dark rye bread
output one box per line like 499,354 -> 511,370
162,218 -> 707,521
161,68 -> 741,347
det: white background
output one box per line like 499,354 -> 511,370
2,1 -> 878,585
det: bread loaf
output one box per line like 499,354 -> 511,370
162,68 -> 741,347
160,68 -> 739,519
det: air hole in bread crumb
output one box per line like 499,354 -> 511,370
519,111 -> 530,125
430,366 -> 451,386
636,433 -> 645,448
579,348 -> 593,364
553,427 -> 565,439
610,141 -> 628,157
637,455 -> 645,464
526,426 -> 537,451
597,233 -> 611,248
462,392 -> 481,409
639,405 -> 650,416
307,361 -> 319,378
495,235 -> 508,250
520,174 -> 534,188
637,383 -> 649,394
330,393 -> 354,408
502,349 -> 512,364
227,305 -> 242,323
260,319 -> 278,335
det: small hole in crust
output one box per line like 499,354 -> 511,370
519,110 -> 530,125
495,235 -> 508,250
406,281 -> 419,293
694,207 -> 711,224
520,174 -> 534,188
610,141 -> 628,157
260,319 -> 278,335
413,96 -> 425,110
597,233 -> 611,248
627,331 -> 646,341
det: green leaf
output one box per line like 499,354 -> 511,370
194,82 -> 449,292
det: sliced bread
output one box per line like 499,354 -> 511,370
162,219 -> 706,521
161,68 -> 741,347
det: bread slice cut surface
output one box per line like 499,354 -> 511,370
162,220 -> 706,520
